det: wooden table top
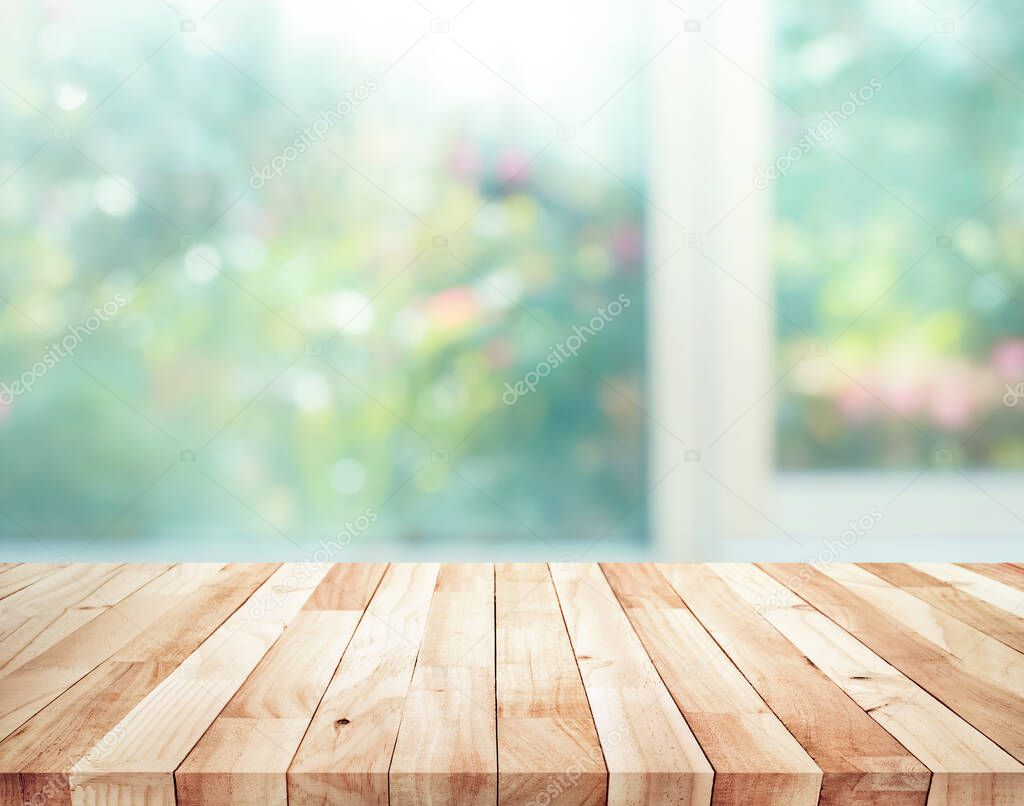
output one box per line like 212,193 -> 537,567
0,562 -> 1021,805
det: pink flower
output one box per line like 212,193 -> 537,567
449,140 -> 481,180
991,339 -> 1024,380
611,225 -> 643,266
927,363 -> 977,430
836,384 -> 875,422
496,148 -> 531,184
425,286 -> 478,329
877,377 -> 925,418
928,387 -> 975,429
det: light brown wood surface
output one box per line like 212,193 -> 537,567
0,563 -> 1022,805
815,563 -> 1024,697
496,563 -> 606,806
912,563 -> 1024,616
0,562 -> 237,744
0,564 -> 59,600
660,564 -> 931,806
549,563 -> 714,805
602,563 -> 821,806
761,562 -> 1024,766
288,562 -> 439,805
861,563 -> 1024,654
68,563 -> 329,805
716,563 -> 1023,805
0,563 -> 277,806
176,564 -> 386,805
960,562 -> 1024,591
389,563 -> 497,805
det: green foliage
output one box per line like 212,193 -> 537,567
0,4 -> 647,545
773,0 -> 1024,468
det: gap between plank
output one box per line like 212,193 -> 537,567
596,562 -> 717,779
751,562 -> 1000,767
547,562 -> 611,801
673,564 -> 932,781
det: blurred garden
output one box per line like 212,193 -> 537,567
0,0 -> 1020,553
773,0 -> 1024,468
0,0 -> 648,548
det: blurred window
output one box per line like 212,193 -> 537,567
0,0 -> 651,550
772,0 -> 1024,470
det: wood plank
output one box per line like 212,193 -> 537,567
289,563 -> 440,805
0,564 -> 171,676
660,563 -> 929,806
109,563 -> 277,664
911,562 -> 1024,616
0,563 -> 278,806
303,563 -> 388,611
0,564 -> 60,600
760,563 -> 1024,763
67,563 -> 328,805
0,562 -> 1021,805
550,562 -> 714,805
496,563 -> 606,806
0,662 -> 174,806
603,563 -> 821,806
715,563 -> 1023,805
817,563 -> 1024,698
176,563 -> 386,806
0,565 -> 125,613
389,564 -> 497,806
862,563 -> 1024,654
0,569 -> 125,663
960,563 -> 1024,592
0,563 -> 189,742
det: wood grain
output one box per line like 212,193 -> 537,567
0,563 -> 1022,805
661,563 -> 930,806
861,563 -> 1024,654
550,562 -> 714,805
0,564 -> 171,675
289,563 -> 440,805
389,564 -> 497,806
715,563 -> 1023,805
176,564 -> 386,805
817,563 -> 1024,697
68,563 -> 327,805
960,563 -> 1024,592
603,563 -> 822,806
496,563 -> 606,806
0,564 -> 127,661
911,562 -> 1024,617
760,562 -> 1024,764
0,563 -> 277,806
0,564 -> 224,743
0,564 -> 60,601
